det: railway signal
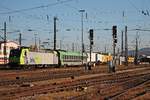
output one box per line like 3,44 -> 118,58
88,29 -> 94,70
89,29 -> 94,45
112,26 -> 117,36
112,25 -> 117,43
89,29 -> 93,40
111,25 -> 117,72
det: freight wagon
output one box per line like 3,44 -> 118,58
87,52 -> 112,64
87,52 -> 97,63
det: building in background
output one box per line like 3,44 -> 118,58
0,41 -> 19,64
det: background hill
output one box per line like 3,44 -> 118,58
128,48 -> 150,56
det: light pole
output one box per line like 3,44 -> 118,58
54,16 -> 58,50
79,9 -> 85,64
34,33 -> 37,51
19,33 -> 22,47
134,33 -> 138,65
4,22 -> 7,64
125,26 -> 128,66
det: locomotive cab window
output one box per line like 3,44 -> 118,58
10,49 -> 21,57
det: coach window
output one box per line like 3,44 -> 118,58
70,55 -> 72,60
84,56 -> 86,60
71,56 -> 73,60
63,56 -> 65,60
66,55 -> 68,60
67,56 -> 69,60
70,55 -> 71,60
77,56 -> 79,61
73,56 -> 75,60
75,56 -> 77,61
64,56 -> 66,60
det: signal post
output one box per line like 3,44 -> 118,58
88,29 -> 94,70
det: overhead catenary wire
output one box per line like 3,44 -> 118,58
0,0 -> 149,51
127,0 -> 150,16
0,4 -> 51,29
0,0 -> 76,15
127,0 -> 140,12
0,3 -> 147,29
0,1 -> 83,31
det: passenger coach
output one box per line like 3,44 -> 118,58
57,50 -> 87,66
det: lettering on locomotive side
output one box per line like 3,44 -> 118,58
30,57 -> 35,64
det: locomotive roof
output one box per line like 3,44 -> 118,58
19,47 -> 55,53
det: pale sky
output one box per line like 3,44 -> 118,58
0,0 -> 150,52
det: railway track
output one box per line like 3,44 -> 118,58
0,68 -> 103,86
60,71 -> 150,100
0,64 -> 149,86
110,80 -> 150,100
0,67 -> 149,100
67,75 -> 150,100
101,76 -> 150,100
0,64 -> 148,78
